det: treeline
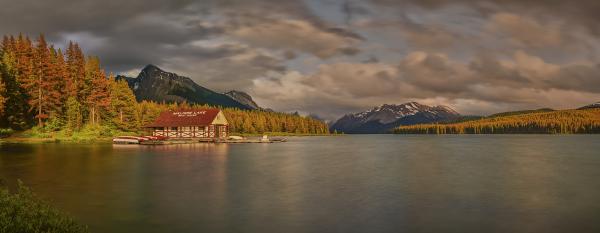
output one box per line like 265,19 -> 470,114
133,101 -> 330,135
0,34 -> 329,136
0,33 -> 112,132
394,109 -> 600,134
224,109 -> 329,134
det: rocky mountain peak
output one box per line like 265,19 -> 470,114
118,65 -> 253,110
142,64 -> 161,72
331,102 -> 460,134
224,90 -> 260,110
138,64 -> 179,81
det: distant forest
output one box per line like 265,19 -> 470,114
0,34 -> 329,136
395,109 -> 600,134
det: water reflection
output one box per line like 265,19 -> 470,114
1,135 -> 600,233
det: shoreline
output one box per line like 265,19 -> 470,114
0,137 -> 114,144
0,133 -> 335,144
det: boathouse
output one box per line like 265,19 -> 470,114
146,109 -> 229,139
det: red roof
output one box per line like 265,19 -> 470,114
146,109 -> 222,127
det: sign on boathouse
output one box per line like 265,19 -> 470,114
145,108 -> 229,138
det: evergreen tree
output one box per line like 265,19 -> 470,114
0,37 -> 30,129
66,41 -> 85,101
85,57 -> 110,125
25,34 -> 61,127
65,96 -> 82,133
109,75 -> 137,130
51,47 -> 67,115
0,71 -> 5,116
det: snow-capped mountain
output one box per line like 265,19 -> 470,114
330,102 -> 460,134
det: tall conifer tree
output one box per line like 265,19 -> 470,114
85,57 -> 110,125
22,34 -> 61,127
1,35 -> 30,129
52,48 -> 68,114
0,71 -> 6,116
109,75 -> 137,129
66,41 -> 85,101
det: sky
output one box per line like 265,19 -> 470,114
1,0 -> 600,120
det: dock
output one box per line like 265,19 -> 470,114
134,136 -> 287,145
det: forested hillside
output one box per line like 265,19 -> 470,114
394,109 -> 600,134
0,34 -> 328,138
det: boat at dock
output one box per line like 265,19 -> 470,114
218,135 -> 287,143
112,138 -> 141,144
112,136 -> 167,144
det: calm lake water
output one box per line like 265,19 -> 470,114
1,135 -> 600,233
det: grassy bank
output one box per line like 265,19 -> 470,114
1,125 -> 140,144
0,180 -> 88,233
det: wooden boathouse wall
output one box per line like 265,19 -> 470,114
146,109 -> 229,139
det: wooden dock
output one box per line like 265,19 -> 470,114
138,137 -> 287,145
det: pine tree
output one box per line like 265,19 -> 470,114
0,37 -> 30,129
0,72 -> 6,116
53,48 -> 68,116
25,34 -> 61,127
0,37 -> 7,116
66,41 -> 85,101
65,96 -> 82,133
109,75 -> 137,130
15,34 -> 35,96
85,57 -> 110,125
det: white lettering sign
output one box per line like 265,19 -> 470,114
173,111 -> 207,117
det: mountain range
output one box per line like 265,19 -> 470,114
330,102 -> 461,134
115,65 -> 599,134
116,65 -> 260,110
579,102 -> 600,110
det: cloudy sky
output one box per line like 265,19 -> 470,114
2,0 -> 600,120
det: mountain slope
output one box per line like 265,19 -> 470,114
117,65 -> 251,110
395,108 -> 600,134
487,108 -> 555,118
224,90 -> 260,110
331,102 -> 460,134
579,102 -> 600,110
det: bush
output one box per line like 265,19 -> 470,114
71,124 -> 115,139
0,180 -> 88,233
0,128 -> 13,138
20,126 -> 53,138
44,116 -> 65,132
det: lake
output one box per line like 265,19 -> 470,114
1,135 -> 600,233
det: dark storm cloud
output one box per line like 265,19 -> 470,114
550,64 -> 600,93
0,0 -> 361,72
468,54 -> 531,87
369,0 -> 600,34
2,0 -> 600,117
0,0 -> 208,37
0,0 -> 227,71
